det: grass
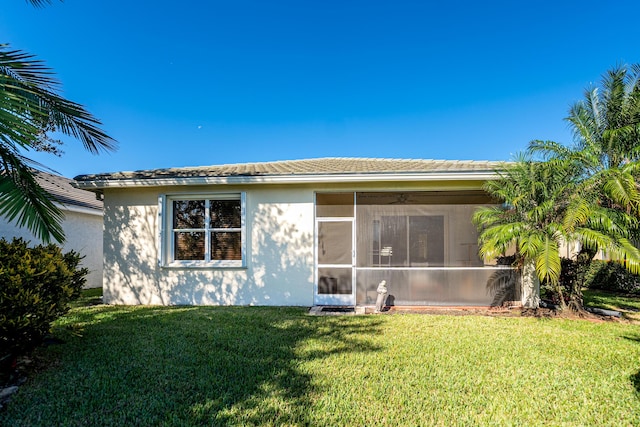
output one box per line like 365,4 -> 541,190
70,287 -> 103,308
1,290 -> 639,426
583,289 -> 640,322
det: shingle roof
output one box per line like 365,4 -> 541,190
74,157 -> 503,182
35,171 -> 103,211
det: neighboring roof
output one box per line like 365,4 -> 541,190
74,158 -> 504,190
35,171 -> 103,212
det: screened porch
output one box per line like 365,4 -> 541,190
315,191 -> 516,306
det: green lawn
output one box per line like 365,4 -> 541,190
584,289 -> 640,322
1,296 -> 639,426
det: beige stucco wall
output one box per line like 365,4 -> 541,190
0,209 -> 103,288
102,185 -> 316,306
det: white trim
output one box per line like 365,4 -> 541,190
57,203 -> 102,216
240,192 -> 247,264
164,192 -> 241,200
160,192 -> 246,268
356,266 -> 513,270
315,217 -> 356,306
165,259 -> 245,268
74,171 -> 499,190
157,194 -> 165,267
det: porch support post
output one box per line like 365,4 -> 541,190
521,259 -> 540,308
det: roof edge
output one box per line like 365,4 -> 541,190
73,170 -> 500,190
56,202 -> 103,216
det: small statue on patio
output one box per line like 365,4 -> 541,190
375,280 -> 388,313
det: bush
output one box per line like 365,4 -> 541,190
541,258 -> 640,304
584,260 -> 640,295
541,258 -> 577,305
542,256 -> 604,306
0,238 -> 88,370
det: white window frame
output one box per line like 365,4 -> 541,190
158,193 -> 246,268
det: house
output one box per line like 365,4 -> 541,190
0,171 -> 104,288
73,157 -> 518,307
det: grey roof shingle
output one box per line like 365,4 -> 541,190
35,171 -> 103,211
74,157 -> 503,182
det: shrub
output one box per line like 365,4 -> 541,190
584,260 -> 640,295
541,258 -> 594,306
0,238 -> 88,371
541,258 -> 640,304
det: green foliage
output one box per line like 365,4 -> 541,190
474,156 -> 574,286
0,0 -> 113,244
0,238 -> 87,365
541,258 -> 580,305
530,64 -> 640,274
478,64 -> 640,309
584,260 -> 640,295
1,37 -> 115,243
543,258 -> 640,307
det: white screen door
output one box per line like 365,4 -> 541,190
315,219 -> 355,305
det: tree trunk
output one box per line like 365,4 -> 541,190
521,259 -> 540,308
568,247 -> 596,312
554,281 -> 567,310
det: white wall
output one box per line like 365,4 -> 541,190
0,209 -> 103,288
102,185 -> 315,306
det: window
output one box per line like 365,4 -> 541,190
162,194 -> 245,267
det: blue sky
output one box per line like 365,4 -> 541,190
3,0 -> 640,177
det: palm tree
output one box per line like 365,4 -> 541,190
478,64 -> 640,310
475,153 -> 640,310
0,0 -> 114,243
529,64 -> 640,308
0,44 -> 115,243
473,156 -> 575,308
530,64 -> 640,213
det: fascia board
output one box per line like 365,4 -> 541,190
56,203 -> 103,216
73,171 -> 500,190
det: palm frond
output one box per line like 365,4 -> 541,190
528,140 -> 573,160
562,194 -> 591,231
601,65 -> 628,130
0,44 -> 116,242
519,232 -> 544,260
535,236 -> 561,284
0,150 -> 64,243
601,169 -> 640,208
575,227 -> 617,253
477,221 -> 531,260
24,0 -> 59,8
609,238 -> 640,275
472,206 -> 506,229
1,45 -> 117,154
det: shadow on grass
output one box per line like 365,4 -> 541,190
1,306 -> 383,426
69,288 -> 104,309
623,334 -> 640,396
632,370 -> 640,396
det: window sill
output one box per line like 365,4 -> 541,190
161,261 -> 246,269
